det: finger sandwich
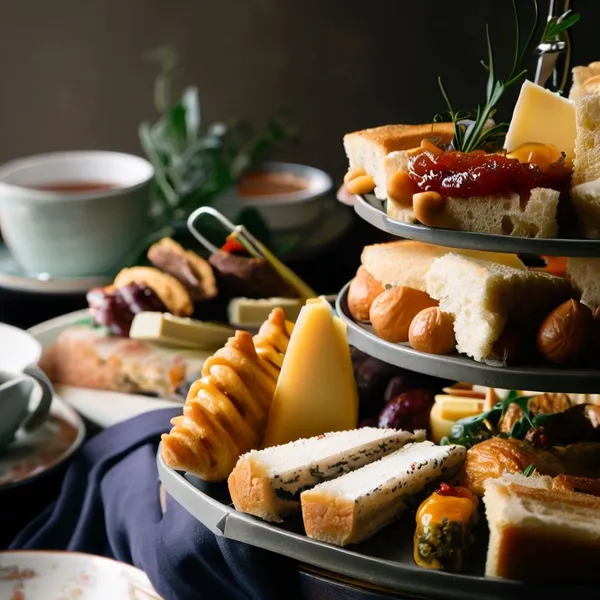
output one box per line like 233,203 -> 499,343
301,441 -> 465,546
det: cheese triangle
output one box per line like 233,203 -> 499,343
261,297 -> 358,447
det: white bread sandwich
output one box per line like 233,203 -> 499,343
425,253 -> 577,362
566,257 -> 600,311
360,240 -> 526,293
301,441 -> 465,547
343,123 -> 455,199
569,61 -> 600,101
484,472 -> 600,582
570,91 -> 600,236
228,427 -> 424,523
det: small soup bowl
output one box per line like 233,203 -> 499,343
213,161 -> 333,231
0,151 -> 154,277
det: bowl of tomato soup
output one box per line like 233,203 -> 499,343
215,162 -> 333,231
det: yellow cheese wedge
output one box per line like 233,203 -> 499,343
504,80 -> 576,161
434,395 -> 485,421
129,312 -> 234,350
261,297 -> 359,447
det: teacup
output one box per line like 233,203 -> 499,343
0,150 -> 154,277
0,323 -> 54,448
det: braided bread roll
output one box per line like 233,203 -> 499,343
161,308 -> 293,481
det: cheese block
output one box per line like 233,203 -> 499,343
301,441 -> 466,546
430,396 -> 485,444
261,297 -> 359,447
360,241 -> 525,293
504,80 -> 576,162
228,427 -> 424,522
227,297 -> 303,328
129,312 -> 234,350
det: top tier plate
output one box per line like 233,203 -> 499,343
354,194 -> 600,258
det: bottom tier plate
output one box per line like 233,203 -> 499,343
335,282 -> 600,393
158,451 -> 597,600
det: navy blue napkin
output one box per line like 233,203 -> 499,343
10,408 -> 300,600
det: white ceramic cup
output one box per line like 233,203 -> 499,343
0,323 -> 53,448
0,151 -> 154,277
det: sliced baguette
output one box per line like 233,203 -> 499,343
343,123 -> 454,199
484,473 -> 600,582
228,427 -> 424,523
425,253 -> 577,362
301,441 -> 466,546
570,62 -> 600,101
360,240 -> 525,293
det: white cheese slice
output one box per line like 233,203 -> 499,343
227,297 -> 303,327
129,312 -> 234,350
504,80 -> 576,161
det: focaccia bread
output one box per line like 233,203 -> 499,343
343,123 -> 455,199
425,253 -> 577,362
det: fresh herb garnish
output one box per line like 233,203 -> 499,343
523,463 -> 536,477
436,0 -> 579,153
139,46 -> 298,227
441,390 -> 536,449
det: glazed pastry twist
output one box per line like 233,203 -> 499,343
161,308 -> 293,481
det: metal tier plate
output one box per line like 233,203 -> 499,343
336,282 -> 600,393
354,194 -> 600,257
158,451 -> 598,600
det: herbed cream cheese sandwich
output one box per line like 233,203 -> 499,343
425,253 -> 577,362
301,441 -> 466,547
228,427 -> 425,523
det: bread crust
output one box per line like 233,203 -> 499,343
301,491 -> 355,546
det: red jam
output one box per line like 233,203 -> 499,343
407,149 -> 572,198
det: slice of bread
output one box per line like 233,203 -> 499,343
484,473 -> 600,582
425,254 -> 577,362
566,258 -> 600,310
227,427 -> 424,523
301,441 -> 466,546
570,62 -> 600,101
360,241 -> 525,293
387,187 -> 559,238
343,123 -> 454,199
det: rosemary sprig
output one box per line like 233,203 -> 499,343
437,0 -> 579,154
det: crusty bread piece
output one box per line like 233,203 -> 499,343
360,241 -> 525,293
566,257 -> 600,310
484,473 -> 600,582
343,123 -> 454,199
228,428 -> 424,523
387,186 -> 559,238
425,254 -> 577,362
301,441 -> 465,546
570,62 -> 600,101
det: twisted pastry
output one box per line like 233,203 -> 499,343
161,308 -> 294,481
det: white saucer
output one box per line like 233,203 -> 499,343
0,551 -> 162,599
0,244 -> 112,294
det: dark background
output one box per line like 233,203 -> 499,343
1,0 -> 599,182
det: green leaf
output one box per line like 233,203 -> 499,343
181,86 -> 200,141
523,463 -> 536,477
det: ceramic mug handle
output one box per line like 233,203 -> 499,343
20,366 -> 54,433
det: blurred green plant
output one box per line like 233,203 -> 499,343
139,45 -> 298,227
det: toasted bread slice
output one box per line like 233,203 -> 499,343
343,123 -> 454,199
360,240 -> 525,293
484,473 -> 600,582
425,253 -> 577,362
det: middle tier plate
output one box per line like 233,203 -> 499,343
336,282 -> 600,393
354,194 -> 600,257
